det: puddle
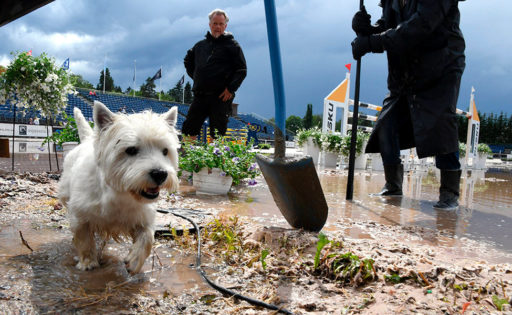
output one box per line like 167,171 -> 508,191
0,221 -> 211,313
215,168 -> 512,262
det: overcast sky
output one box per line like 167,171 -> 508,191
1,0 -> 511,120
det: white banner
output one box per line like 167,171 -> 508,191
0,123 -> 53,138
2,138 -> 55,153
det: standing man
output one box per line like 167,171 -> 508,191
182,8 -> 247,139
351,0 -> 466,210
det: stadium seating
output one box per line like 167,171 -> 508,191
0,88 -> 280,142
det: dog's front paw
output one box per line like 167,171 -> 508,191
124,249 -> 147,274
76,257 -> 100,271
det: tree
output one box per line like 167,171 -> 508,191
184,81 -> 193,103
311,114 -> 322,128
140,77 -> 157,98
286,115 -> 303,134
167,81 -> 183,102
96,67 -> 115,92
69,73 -> 94,89
303,103 -> 313,129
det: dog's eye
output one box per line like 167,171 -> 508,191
125,147 -> 139,156
162,148 -> 168,156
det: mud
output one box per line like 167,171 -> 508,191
0,170 -> 511,314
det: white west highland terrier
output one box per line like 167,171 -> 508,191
59,101 -> 179,273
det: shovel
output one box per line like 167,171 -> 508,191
255,0 -> 328,232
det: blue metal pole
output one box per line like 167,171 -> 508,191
263,0 -> 286,146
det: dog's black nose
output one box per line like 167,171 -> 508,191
150,169 -> 168,185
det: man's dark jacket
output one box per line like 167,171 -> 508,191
184,32 -> 247,96
365,0 -> 465,158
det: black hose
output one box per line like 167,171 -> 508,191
157,208 -> 294,315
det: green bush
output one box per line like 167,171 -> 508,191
341,131 -> 369,157
258,143 -> 271,150
296,127 -> 322,147
459,142 -> 466,156
321,133 -> 343,153
477,143 -> 492,154
179,137 -> 260,186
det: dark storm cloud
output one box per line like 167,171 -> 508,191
0,0 -> 511,119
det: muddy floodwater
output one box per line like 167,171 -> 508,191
0,168 -> 511,314
225,168 -> 512,259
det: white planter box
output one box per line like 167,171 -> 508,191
354,154 -> 367,170
475,152 -> 487,169
193,168 -> 233,195
322,151 -> 339,168
305,137 -> 320,166
370,153 -> 384,171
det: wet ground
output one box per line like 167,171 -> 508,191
220,167 -> 512,260
0,167 -> 511,313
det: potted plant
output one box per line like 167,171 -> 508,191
296,127 -> 322,165
476,143 -> 492,169
42,113 -> 93,157
0,51 -> 76,164
458,142 -> 466,168
320,132 -> 343,168
179,136 -> 260,194
341,131 -> 369,169
0,51 -> 75,118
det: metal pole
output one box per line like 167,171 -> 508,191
11,102 -> 15,171
159,66 -> 162,101
346,0 -> 364,200
46,117 -> 52,171
103,55 -> 106,93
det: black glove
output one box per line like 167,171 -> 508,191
352,6 -> 374,36
351,35 -> 385,60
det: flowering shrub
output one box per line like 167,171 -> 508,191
296,126 -> 323,147
321,133 -> 343,153
459,142 -> 466,156
477,143 -> 492,154
179,137 -> 260,186
0,51 -> 75,117
340,131 -> 369,157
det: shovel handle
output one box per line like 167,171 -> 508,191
346,0 -> 365,200
264,0 -> 286,158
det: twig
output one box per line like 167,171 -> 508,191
19,231 -> 33,252
153,248 -> 163,267
501,279 -> 508,299
417,271 -> 431,286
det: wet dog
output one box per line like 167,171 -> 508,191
59,101 -> 179,273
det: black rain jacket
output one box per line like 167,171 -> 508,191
365,0 -> 466,158
184,32 -> 247,96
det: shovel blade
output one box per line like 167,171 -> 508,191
256,154 -> 328,232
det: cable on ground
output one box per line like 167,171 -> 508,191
157,208 -> 294,315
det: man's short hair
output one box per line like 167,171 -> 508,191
209,9 -> 229,23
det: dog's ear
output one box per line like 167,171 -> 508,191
93,101 -> 114,131
163,106 -> 178,127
